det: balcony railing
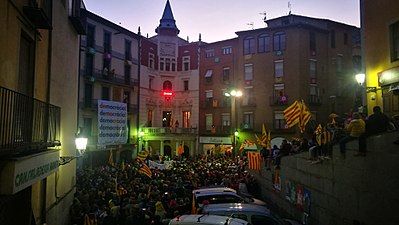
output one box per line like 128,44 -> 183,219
141,127 -> 197,135
83,69 -> 139,87
0,86 -> 61,156
80,99 -> 138,112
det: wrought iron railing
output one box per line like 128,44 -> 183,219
0,86 -> 61,156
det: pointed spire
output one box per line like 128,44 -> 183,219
155,0 -> 180,35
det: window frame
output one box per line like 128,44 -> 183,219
273,32 -> 286,51
244,64 -> 253,81
390,21 -> 399,62
244,36 -> 255,55
274,60 -> 284,78
258,33 -> 270,53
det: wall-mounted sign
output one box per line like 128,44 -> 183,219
0,151 -> 59,195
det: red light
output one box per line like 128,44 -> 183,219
162,91 -> 173,96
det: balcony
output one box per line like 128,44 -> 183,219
69,1 -> 87,35
0,86 -> 61,156
308,95 -> 322,105
23,0 -> 52,30
80,99 -> 137,113
269,95 -> 288,106
85,69 -> 139,87
141,127 -> 197,136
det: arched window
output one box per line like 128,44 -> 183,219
258,33 -> 270,52
163,81 -> 172,91
243,36 -> 255,55
273,32 -> 286,51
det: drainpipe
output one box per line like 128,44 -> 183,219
136,28 -> 142,159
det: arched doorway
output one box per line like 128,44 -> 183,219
164,145 -> 172,158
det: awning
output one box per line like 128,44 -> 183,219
205,70 -> 213,78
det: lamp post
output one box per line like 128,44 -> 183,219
75,135 -> 87,169
355,73 -> 366,113
225,89 -> 242,157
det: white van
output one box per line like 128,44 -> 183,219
168,214 -> 249,225
202,203 -> 300,225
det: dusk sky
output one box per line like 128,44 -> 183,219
83,0 -> 360,43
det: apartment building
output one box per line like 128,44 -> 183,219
139,0 -> 200,158
78,9 -> 140,166
360,0 -> 399,117
0,0 -> 85,224
200,14 -> 360,150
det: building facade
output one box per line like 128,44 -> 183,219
0,0 -> 85,224
199,14 -> 361,151
138,0 -> 200,158
361,0 -> 399,117
198,38 -> 239,155
78,10 -> 140,166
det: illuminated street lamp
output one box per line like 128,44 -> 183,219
75,137 -> 88,156
225,89 -> 242,157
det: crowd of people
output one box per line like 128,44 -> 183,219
71,155 -> 259,225
260,106 -> 398,166
71,106 -> 398,225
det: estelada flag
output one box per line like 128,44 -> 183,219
137,159 -> 152,178
247,151 -> 261,171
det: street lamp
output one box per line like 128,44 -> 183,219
225,89 -> 242,157
75,137 -> 88,156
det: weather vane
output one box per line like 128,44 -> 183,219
288,1 -> 292,15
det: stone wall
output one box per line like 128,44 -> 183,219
253,132 -> 399,225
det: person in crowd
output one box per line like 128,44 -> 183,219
339,112 -> 365,159
279,139 -> 292,156
357,106 -> 390,156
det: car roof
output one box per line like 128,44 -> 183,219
203,203 -> 271,215
169,214 -> 249,225
193,187 -> 237,195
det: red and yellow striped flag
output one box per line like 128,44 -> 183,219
283,100 -> 301,127
138,159 -> 152,178
247,151 -> 261,171
299,100 -> 312,133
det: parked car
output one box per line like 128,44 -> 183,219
203,203 -> 301,225
168,214 -> 249,225
191,187 -> 267,213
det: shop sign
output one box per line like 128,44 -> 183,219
378,66 -> 399,86
0,150 -> 60,195
199,136 -> 232,144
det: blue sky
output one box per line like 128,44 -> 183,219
84,0 -> 360,43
